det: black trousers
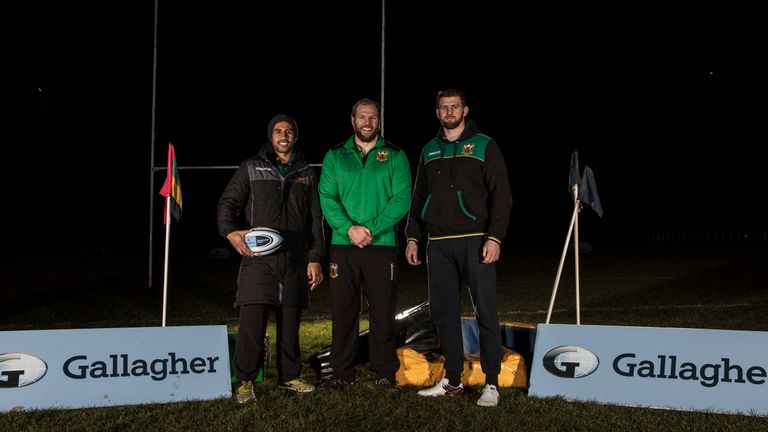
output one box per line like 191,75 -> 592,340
427,236 -> 501,380
329,246 -> 399,382
234,304 -> 303,383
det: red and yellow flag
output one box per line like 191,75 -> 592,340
159,143 -> 182,224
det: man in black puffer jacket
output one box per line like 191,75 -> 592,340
218,114 -> 325,403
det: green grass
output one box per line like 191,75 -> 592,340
2,245 -> 768,431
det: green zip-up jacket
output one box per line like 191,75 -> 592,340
319,135 -> 412,247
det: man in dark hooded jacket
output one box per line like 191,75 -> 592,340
405,89 -> 512,407
218,114 -> 325,404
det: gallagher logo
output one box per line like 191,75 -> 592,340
0,353 -> 48,388
542,346 -> 600,378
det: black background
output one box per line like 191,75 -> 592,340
10,0 -> 767,258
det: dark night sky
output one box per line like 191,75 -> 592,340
9,0 -> 767,257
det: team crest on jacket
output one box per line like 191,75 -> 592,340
376,151 -> 389,162
330,263 -> 339,279
461,143 -> 475,155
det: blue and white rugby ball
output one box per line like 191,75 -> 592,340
244,227 -> 283,256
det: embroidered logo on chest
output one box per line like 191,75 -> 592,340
461,143 -> 475,156
376,151 -> 389,162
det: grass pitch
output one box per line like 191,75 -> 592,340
2,244 -> 768,431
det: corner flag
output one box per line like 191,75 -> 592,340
159,143 -> 183,224
568,151 -> 603,218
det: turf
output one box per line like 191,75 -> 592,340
2,244 -> 767,431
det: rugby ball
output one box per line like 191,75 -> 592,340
244,227 -> 284,256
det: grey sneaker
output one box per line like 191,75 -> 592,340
278,378 -> 315,393
417,378 -> 464,397
235,380 -> 255,404
476,384 -> 499,406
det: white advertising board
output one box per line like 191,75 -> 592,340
0,325 -> 231,412
529,324 -> 768,416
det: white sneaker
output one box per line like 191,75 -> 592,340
417,377 -> 464,397
476,384 -> 499,406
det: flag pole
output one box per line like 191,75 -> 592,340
162,196 -> 172,327
545,186 -> 580,324
159,143 -> 181,327
573,184 -> 581,325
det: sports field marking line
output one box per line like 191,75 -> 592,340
401,276 -> 683,288
509,302 -> 753,315
506,276 -> 684,284
307,303 -> 756,320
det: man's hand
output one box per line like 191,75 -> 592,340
307,262 -> 323,291
226,229 -> 255,257
405,240 -> 421,265
347,225 -> 372,248
481,240 -> 501,264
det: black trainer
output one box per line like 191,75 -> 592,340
374,377 -> 400,393
317,378 -> 353,391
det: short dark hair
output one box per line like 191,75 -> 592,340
436,89 -> 467,107
351,98 -> 381,117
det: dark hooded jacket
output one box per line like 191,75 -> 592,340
217,142 -> 324,307
405,119 -> 512,244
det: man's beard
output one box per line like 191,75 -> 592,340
440,116 -> 463,130
354,126 -> 379,143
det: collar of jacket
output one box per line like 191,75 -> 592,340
434,119 -> 480,189
342,135 -> 388,151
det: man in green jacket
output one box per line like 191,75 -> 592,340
318,98 -> 411,391
405,89 -> 513,407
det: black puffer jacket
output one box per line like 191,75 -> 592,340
217,143 -> 324,307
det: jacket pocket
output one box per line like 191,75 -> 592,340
456,191 -> 477,221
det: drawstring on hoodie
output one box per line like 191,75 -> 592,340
438,120 -> 469,189
450,140 -> 456,188
437,138 -> 457,189
437,145 -> 444,174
